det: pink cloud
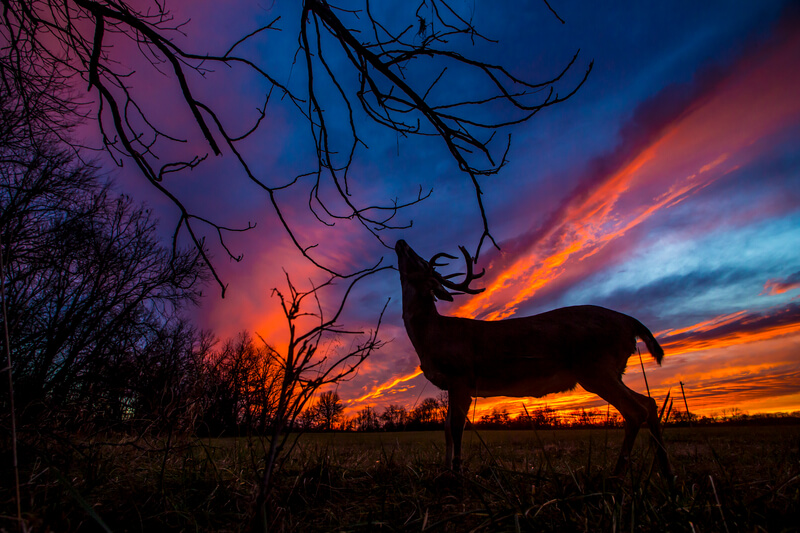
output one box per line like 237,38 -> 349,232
762,271 -> 800,295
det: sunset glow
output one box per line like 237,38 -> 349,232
349,368 -> 424,405
332,19 -> 800,420
91,2 -> 800,423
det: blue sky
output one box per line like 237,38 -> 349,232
94,1 -> 800,418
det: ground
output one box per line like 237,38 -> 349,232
2,425 -> 799,531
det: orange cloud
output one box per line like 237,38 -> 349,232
659,304 -> 800,355
348,367 -> 423,404
346,318 -> 800,420
657,337 -> 800,416
466,306 -> 800,419
761,271 -> 800,295
657,311 -> 749,338
455,30 -> 800,322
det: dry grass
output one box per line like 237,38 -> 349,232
2,425 -> 799,531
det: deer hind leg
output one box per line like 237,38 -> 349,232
634,388 -> 673,479
579,376 -> 651,476
446,387 -> 472,471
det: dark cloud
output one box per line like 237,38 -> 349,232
661,302 -> 800,350
587,268 -> 759,320
687,368 -> 800,403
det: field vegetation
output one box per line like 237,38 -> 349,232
2,424 -> 798,531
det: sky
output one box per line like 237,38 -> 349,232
94,1 -> 800,420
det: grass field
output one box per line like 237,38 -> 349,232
3,425 -> 799,531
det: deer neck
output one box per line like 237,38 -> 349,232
401,286 -> 442,353
401,287 -> 458,391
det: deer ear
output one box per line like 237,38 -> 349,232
431,284 -> 454,302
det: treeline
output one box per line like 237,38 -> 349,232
314,400 -> 800,432
1,81 -> 392,528
301,393 -> 448,432
0,90 -> 321,439
1,99 -> 392,440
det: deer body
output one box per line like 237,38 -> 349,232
408,306 -> 652,397
396,239 -> 672,477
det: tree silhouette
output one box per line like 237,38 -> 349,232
198,332 -> 281,436
0,123 -> 206,424
411,397 -> 445,427
0,1 -> 590,291
354,405 -> 380,432
315,391 -> 344,431
1,3 -> 592,528
246,272 -> 387,529
380,404 -> 408,430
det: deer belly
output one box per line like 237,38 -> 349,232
474,370 -> 577,398
420,364 -> 451,391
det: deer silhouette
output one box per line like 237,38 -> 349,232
396,239 -> 671,478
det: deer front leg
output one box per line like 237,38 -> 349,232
446,388 -> 472,471
445,410 -> 454,467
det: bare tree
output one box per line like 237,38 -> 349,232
1,133 -> 206,424
353,405 -> 380,431
316,391 -> 344,431
478,408 -> 510,428
524,405 -> 559,429
198,332 -> 282,436
380,404 -> 408,431
1,1 -> 591,290
299,403 -> 322,430
249,270 -> 388,530
1,79 -> 209,528
122,320 -> 214,434
411,397 -> 444,427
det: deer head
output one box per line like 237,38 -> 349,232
395,239 -> 485,304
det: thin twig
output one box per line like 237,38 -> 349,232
637,346 -> 651,398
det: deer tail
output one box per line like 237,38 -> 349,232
635,320 -> 665,365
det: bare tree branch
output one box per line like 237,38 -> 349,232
1,0 -> 591,290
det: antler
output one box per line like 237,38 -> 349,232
430,251 -> 457,267
430,246 -> 485,295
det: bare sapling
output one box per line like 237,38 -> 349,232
250,268 -> 389,531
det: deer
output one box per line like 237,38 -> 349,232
395,239 -> 672,478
